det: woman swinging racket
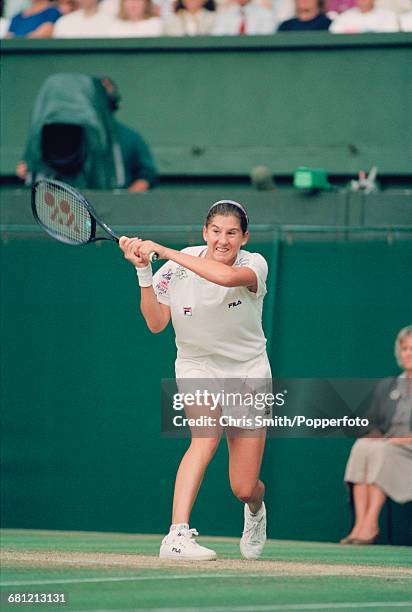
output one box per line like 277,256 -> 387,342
119,200 -> 271,561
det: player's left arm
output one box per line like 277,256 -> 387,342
135,241 -> 258,291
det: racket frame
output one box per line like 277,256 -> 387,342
31,178 -> 119,245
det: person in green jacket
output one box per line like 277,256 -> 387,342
16,73 -> 157,192
101,76 -> 157,192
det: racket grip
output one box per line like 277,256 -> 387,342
149,251 -> 159,262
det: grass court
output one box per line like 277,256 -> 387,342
1,529 -> 412,611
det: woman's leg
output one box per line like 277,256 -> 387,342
172,435 -> 221,524
356,484 -> 386,540
348,482 -> 369,538
353,440 -> 389,540
226,428 -> 266,512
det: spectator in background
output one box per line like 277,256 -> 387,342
0,0 -> 10,36
7,0 -> 61,37
376,0 -> 411,14
110,0 -> 162,35
17,74 -> 157,191
341,326 -> 412,545
327,0 -> 410,16
3,0 -> 30,19
329,0 -> 399,31
325,0 -> 355,18
326,0 -> 410,21
53,0 -> 115,36
99,0 -> 119,14
213,0 -> 275,34
100,0 -> 171,18
400,9 -> 412,28
56,0 -> 79,14
273,0 -> 295,23
163,0 -> 216,35
101,77 -> 158,191
278,0 -> 331,30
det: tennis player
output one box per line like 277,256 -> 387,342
119,200 -> 271,561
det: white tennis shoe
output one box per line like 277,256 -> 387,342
240,502 -> 267,560
159,525 -> 217,561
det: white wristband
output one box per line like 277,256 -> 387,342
135,264 -> 153,288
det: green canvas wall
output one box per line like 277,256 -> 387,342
1,228 -> 411,543
2,34 -> 411,177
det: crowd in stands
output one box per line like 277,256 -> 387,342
1,0 -> 412,36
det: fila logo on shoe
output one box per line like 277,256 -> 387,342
228,300 -> 242,308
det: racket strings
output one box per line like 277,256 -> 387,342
35,182 -> 92,244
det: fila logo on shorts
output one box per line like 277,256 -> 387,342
183,307 -> 192,316
228,300 -> 242,308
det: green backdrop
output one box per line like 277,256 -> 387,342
1,34 -> 411,177
1,225 -> 411,543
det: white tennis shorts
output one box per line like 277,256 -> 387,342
175,352 -> 272,429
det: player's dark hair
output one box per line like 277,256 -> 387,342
206,200 -> 249,234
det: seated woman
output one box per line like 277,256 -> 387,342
341,325 -> 412,545
278,0 -> 331,30
56,0 -> 79,15
163,0 -> 215,36
110,0 -> 162,36
7,0 -> 61,37
329,0 -> 399,32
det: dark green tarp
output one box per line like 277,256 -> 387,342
24,73 -> 122,189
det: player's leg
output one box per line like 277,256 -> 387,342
159,411 -> 222,561
172,435 -> 221,524
227,430 -> 266,509
227,428 -> 267,559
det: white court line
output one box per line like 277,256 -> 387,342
1,574 -> 241,586
1,578 -> 411,612
74,604 -> 412,612
1,574 -> 411,589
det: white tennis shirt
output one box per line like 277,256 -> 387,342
152,246 -> 268,362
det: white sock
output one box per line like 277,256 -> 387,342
170,523 -> 189,532
249,503 -> 263,516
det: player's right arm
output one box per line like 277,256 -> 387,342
119,236 -> 170,333
140,287 -> 170,333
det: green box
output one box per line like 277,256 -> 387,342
294,167 -> 331,191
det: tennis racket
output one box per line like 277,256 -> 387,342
31,178 -> 159,261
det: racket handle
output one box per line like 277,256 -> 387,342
149,251 -> 159,262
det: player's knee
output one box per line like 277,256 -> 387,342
189,437 -> 220,460
231,484 -> 256,503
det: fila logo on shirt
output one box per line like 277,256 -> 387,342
183,307 -> 192,316
228,300 -> 242,309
